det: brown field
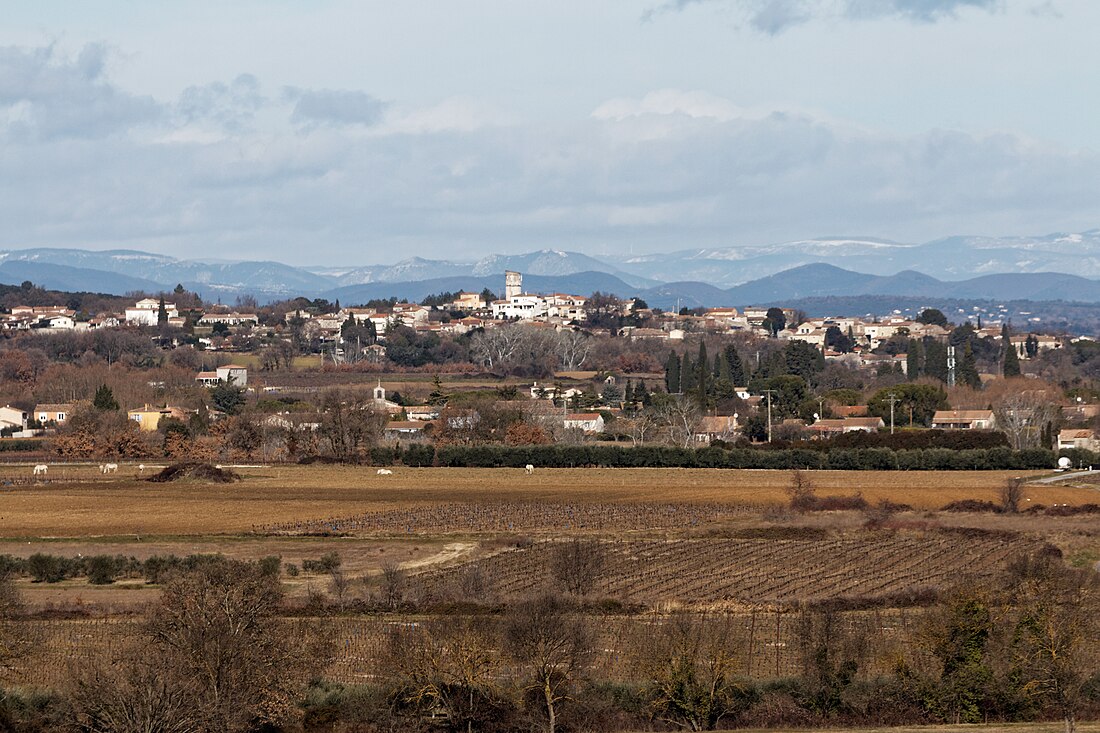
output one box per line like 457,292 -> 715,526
0,465 -> 1092,537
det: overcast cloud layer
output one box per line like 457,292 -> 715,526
0,1 -> 1097,265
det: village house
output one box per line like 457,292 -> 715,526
128,405 -> 193,432
693,415 -> 740,444
383,420 -> 431,440
564,412 -> 605,433
196,365 -> 248,387
447,292 -> 487,311
0,405 -> 28,432
198,312 -> 259,327
1057,429 -> 1100,452
125,298 -> 179,326
809,416 -> 885,437
33,403 -> 72,425
931,410 -> 997,430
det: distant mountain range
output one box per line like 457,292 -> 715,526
2,229 -> 1100,309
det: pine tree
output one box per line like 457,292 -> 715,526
1002,323 -> 1021,377
724,345 -> 745,386
958,342 -> 981,389
665,352 -> 681,394
906,338 -> 923,381
93,385 -> 120,412
157,295 -> 168,327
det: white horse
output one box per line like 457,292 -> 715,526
33,464 -> 48,476
525,464 -> 534,475
376,468 -> 393,476
102,463 -> 118,474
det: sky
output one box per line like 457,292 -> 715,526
1,0 -> 1099,266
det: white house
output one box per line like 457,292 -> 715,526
0,405 -> 28,432
216,365 -> 248,386
125,298 -> 179,326
564,412 -> 605,433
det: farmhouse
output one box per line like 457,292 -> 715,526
198,312 -> 259,327
931,410 -> 997,430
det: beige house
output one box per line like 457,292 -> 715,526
34,403 -> 73,425
1057,429 -> 1100,452
931,410 -> 997,430
693,415 -> 740,444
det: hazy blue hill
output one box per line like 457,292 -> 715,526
0,261 -> 165,295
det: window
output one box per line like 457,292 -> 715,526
39,414 -> 47,422
56,413 -> 65,421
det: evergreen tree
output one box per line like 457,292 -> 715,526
665,352 -> 681,394
1026,334 -> 1039,359
93,385 -> 120,412
906,338 -> 923,381
1001,324 -> 1021,377
695,341 -> 710,405
680,352 -> 696,393
958,342 -> 981,389
924,339 -> 949,383
724,345 -> 745,386
717,352 -> 730,382
157,295 -> 168,327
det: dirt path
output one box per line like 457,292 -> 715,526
399,542 -> 475,571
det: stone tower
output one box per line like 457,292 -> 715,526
505,270 -> 522,299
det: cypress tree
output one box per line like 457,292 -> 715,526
1002,324 -> 1021,377
696,341 -> 709,404
681,353 -> 696,393
157,295 -> 168,327
724,345 -> 745,386
906,338 -> 923,381
925,339 -> 949,383
664,352 -> 681,394
958,342 -> 981,389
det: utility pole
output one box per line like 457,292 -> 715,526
947,345 -> 956,388
886,392 -> 900,435
762,389 -> 776,443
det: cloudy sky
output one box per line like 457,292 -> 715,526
1,0 -> 1098,265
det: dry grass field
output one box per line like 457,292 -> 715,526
0,464 -> 1092,537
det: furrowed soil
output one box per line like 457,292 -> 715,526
0,465 -> 1089,537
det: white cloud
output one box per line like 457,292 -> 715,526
0,46 -> 1097,263
651,0 -> 1003,34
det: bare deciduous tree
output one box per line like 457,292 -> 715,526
638,613 -> 746,731
147,559 -> 331,732
387,616 -> 505,732
991,387 -> 1060,450
550,539 -> 605,597
1004,554 -> 1100,733
504,595 -> 593,733
555,329 -> 591,371
657,397 -> 703,449
71,646 -> 197,733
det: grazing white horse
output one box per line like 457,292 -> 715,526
100,463 -> 118,474
138,464 -> 145,474
525,464 -> 534,475
33,464 -> 48,476
376,468 -> 393,475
